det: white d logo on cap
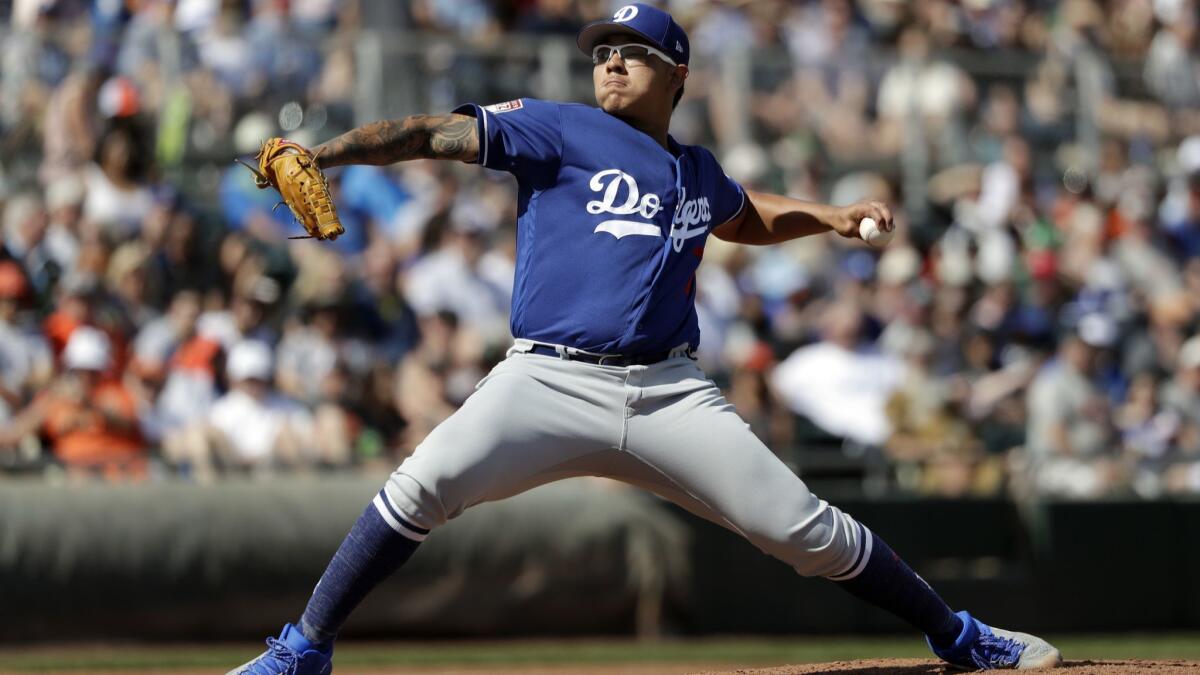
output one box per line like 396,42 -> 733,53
613,5 -> 638,22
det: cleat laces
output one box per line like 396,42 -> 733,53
241,637 -> 300,675
971,631 -> 1025,670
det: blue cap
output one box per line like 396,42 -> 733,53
577,3 -> 690,67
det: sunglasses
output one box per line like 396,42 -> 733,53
592,43 -> 677,67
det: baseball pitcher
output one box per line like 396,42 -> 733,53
231,5 -> 1060,673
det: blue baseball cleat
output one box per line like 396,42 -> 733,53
226,623 -> 333,675
929,610 -> 1062,670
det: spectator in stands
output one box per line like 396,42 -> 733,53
404,198 -> 514,340
244,0 -> 323,102
1117,371 -> 1181,497
395,310 -> 463,453
309,361 -> 357,468
38,58 -> 107,185
42,172 -> 85,275
354,243 -> 420,360
883,324 -> 994,496
693,240 -> 744,370
0,260 -> 52,426
83,121 -> 155,240
776,0 -> 874,162
276,298 -> 340,404
1161,334 -> 1200,454
2,192 -> 57,295
41,272 -> 95,358
1025,316 -> 1123,498
0,327 -> 146,480
738,355 -> 793,452
116,0 -> 197,95
1161,169 -> 1200,260
771,301 -> 905,448
960,0 -> 1028,50
155,323 -> 222,436
140,195 -> 211,307
132,288 -> 202,394
164,339 -> 317,482
1166,460 -> 1200,494
1144,3 -> 1200,110
197,272 -> 278,348
1159,337 -> 1200,495
106,241 -> 154,328
341,361 -> 408,469
0,1 -> 71,134
6,0 -> 1200,502
193,1 -> 262,99
152,248 -> 274,438
876,25 -> 976,165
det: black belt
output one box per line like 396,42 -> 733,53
528,344 -> 685,366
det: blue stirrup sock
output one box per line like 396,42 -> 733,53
830,527 -> 963,648
297,500 -> 961,647
297,491 -> 426,644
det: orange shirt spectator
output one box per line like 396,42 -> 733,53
40,377 -> 144,470
1,327 -> 147,480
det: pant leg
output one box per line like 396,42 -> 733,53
617,358 -> 866,578
381,353 -> 627,534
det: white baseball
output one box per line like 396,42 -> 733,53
859,217 -> 893,248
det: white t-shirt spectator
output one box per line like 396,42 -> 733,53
878,60 -> 967,120
209,389 -> 314,464
158,368 -> 219,431
772,342 -> 905,445
404,249 -> 514,329
134,315 -> 183,366
1144,27 -> 1200,108
83,164 -> 155,239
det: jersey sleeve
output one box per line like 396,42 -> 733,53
701,149 -> 747,228
452,98 -> 563,186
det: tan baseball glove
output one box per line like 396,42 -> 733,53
239,138 -> 344,241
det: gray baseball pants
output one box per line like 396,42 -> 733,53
378,340 -> 870,579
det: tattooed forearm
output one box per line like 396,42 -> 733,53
313,113 -> 479,168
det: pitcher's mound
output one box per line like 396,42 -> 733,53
692,658 -> 1200,674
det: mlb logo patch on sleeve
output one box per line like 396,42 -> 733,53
485,100 -> 524,113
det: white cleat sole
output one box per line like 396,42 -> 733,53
993,627 -> 1063,669
224,655 -> 261,675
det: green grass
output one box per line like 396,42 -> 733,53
1,634 -> 1198,671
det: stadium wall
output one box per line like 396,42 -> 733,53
1,479 -> 1197,641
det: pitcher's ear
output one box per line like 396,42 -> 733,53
675,64 -> 689,86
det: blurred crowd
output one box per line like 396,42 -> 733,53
2,0 -> 1200,500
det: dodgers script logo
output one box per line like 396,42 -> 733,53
588,170 -> 662,239
588,170 -> 711,252
669,186 -> 710,252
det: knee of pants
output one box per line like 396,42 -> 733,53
747,502 -> 866,578
377,464 -> 452,540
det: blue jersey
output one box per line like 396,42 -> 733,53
453,98 -> 745,355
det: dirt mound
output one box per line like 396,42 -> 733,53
691,658 -> 1200,674
13,659 -> 1197,674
